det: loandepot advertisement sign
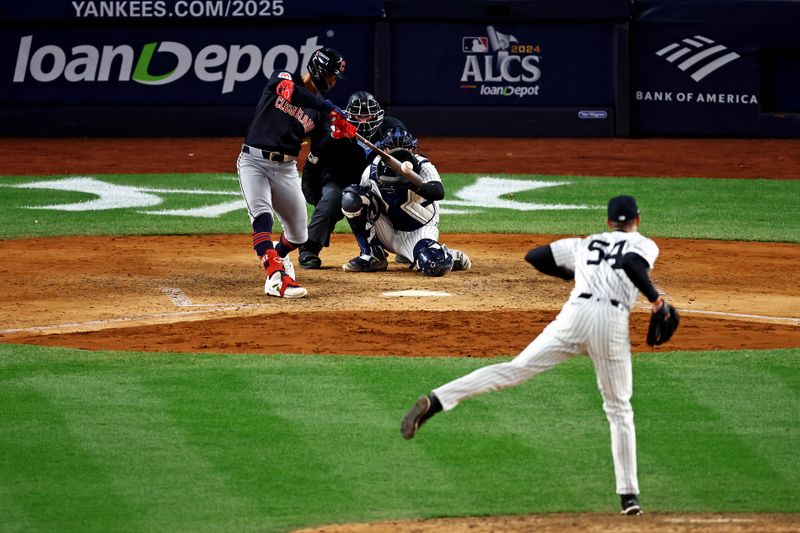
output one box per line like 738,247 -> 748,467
13,35 -> 324,94
2,26 -> 370,104
14,35 -> 321,94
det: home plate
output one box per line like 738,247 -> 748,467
382,290 -> 452,297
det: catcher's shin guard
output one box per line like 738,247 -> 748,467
341,186 -> 370,221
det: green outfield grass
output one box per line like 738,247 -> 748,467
1,173 -> 798,242
1,345 -> 798,532
2,170 -> 798,532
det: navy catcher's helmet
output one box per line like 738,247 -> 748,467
413,238 -> 454,277
307,47 -> 345,92
345,91 -> 385,139
377,126 -> 418,153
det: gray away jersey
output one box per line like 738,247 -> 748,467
551,230 -> 659,309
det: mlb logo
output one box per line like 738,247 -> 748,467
462,36 -> 489,53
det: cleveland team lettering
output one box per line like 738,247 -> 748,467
274,97 -> 315,132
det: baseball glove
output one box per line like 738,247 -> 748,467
646,301 -> 680,346
376,149 -> 419,188
376,171 -> 407,188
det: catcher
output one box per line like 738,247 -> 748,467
339,126 -> 471,276
401,195 -> 679,516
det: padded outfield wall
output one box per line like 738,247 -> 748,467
631,0 -> 800,137
0,0 -> 798,137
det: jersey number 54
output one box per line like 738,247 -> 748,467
586,239 -> 626,269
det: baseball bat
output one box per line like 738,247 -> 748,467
327,102 -> 423,189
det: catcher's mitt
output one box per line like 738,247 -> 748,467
646,301 -> 680,346
376,148 -> 419,188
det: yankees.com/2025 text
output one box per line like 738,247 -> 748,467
71,0 -> 285,18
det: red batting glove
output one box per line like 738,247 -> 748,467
330,112 -> 357,139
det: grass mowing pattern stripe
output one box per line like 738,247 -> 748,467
1,345 -> 798,532
2,173 -> 799,242
0,378 -> 138,531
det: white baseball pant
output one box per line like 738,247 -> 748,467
433,299 -> 639,495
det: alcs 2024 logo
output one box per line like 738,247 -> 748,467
460,26 -> 542,98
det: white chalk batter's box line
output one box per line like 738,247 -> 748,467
632,305 -> 799,324
0,304 -> 271,335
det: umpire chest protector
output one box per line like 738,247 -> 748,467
310,116 -> 407,188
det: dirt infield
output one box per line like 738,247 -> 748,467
0,137 -> 798,355
0,233 -> 798,354
1,137 -> 798,531
2,137 -> 799,178
294,513 -> 800,533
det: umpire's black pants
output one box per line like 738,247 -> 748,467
305,181 -> 346,254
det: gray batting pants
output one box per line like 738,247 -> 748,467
237,149 -> 308,245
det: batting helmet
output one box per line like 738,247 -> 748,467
307,47 -> 346,92
377,126 -> 418,153
345,91 -> 385,139
413,239 -> 454,277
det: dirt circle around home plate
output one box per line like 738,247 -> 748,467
0,137 -> 798,532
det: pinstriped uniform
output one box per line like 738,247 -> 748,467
433,230 -> 659,495
361,154 -> 441,260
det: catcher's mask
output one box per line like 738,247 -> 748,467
345,91 -> 385,138
307,47 -> 345,92
376,148 -> 420,186
377,126 -> 418,153
413,238 -> 453,277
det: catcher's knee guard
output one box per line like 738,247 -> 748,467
342,185 -> 380,222
341,185 -> 370,220
413,238 -> 454,277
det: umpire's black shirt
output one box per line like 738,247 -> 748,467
303,115 -> 407,189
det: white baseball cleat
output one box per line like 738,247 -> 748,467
272,241 -> 298,280
281,254 -> 297,281
264,270 -> 307,299
450,249 -> 472,271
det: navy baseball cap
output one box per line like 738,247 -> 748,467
607,195 -> 640,222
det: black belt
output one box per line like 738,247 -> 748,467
578,293 -> 623,309
242,144 -> 295,163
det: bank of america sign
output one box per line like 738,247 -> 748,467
656,35 -> 740,82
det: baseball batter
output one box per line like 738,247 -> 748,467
402,195 -> 666,516
237,46 -> 355,298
